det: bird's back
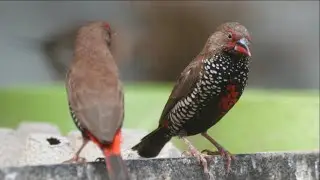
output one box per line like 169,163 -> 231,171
66,48 -> 124,144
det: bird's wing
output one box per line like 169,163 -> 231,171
158,55 -> 204,126
66,67 -> 124,144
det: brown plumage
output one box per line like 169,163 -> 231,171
132,22 -> 252,175
64,21 -> 129,180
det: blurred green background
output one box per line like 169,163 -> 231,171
1,83 -> 319,154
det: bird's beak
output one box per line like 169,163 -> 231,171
234,38 -> 251,57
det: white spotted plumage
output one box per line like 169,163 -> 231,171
68,102 -> 84,132
167,52 -> 250,135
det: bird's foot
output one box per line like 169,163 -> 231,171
181,138 -> 212,179
188,147 -> 214,180
95,157 -> 105,162
62,156 -> 86,164
201,148 -> 235,173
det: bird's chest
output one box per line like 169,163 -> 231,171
199,58 -> 248,117
180,57 -> 248,129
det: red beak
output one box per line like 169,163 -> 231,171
234,38 -> 251,57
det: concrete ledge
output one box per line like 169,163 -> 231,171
0,151 -> 318,180
0,123 -> 181,167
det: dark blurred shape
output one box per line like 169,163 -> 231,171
1,1 -> 317,89
131,2 -> 247,82
46,137 -> 61,145
41,27 -> 78,80
41,21 -> 135,81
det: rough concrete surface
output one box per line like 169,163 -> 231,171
0,151 -> 318,180
0,122 -> 181,167
18,133 -> 74,166
0,123 -> 319,180
0,128 -> 22,167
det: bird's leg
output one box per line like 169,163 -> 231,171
201,132 -> 235,172
181,137 -> 210,175
63,138 -> 88,163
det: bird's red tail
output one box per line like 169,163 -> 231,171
87,130 -> 130,180
101,130 -> 130,180
102,152 -> 130,180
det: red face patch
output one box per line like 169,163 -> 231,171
104,23 -> 111,30
227,29 -> 240,42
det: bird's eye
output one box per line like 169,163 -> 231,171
228,33 -> 232,39
106,38 -> 111,47
107,41 -> 111,47
106,31 -> 112,46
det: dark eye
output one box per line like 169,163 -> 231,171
106,37 -> 111,47
106,31 -> 112,46
228,33 -> 232,39
107,30 -> 112,37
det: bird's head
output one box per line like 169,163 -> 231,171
207,22 -> 252,58
102,22 -> 115,47
76,21 -> 117,48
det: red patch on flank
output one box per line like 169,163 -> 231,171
219,84 -> 239,115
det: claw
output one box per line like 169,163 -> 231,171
201,132 -> 236,173
201,148 -> 235,173
201,149 -> 220,156
206,172 -> 215,180
181,150 -> 191,157
181,137 -> 210,179
95,157 -> 105,162
63,138 -> 89,164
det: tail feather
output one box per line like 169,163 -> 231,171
103,153 -> 130,180
100,130 -> 130,180
132,127 -> 171,158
